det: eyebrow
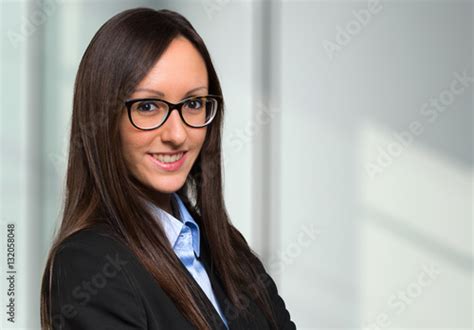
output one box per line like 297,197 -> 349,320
133,86 -> 208,98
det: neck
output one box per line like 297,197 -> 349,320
150,192 -> 173,215
135,183 -> 173,215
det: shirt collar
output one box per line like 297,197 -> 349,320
144,193 -> 201,257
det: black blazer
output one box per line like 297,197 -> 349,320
50,223 -> 297,329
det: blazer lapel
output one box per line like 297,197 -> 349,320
198,246 -> 270,330
174,248 -> 228,330
198,248 -> 236,328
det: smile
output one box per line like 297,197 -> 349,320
148,151 -> 188,172
151,152 -> 185,163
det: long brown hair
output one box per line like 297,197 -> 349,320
40,7 -> 277,329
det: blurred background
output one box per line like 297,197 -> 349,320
1,0 -> 472,329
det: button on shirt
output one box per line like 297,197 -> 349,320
145,193 -> 228,328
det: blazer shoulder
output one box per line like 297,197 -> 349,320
56,223 -> 128,254
50,223 -> 147,329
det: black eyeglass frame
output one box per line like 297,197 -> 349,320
124,94 -> 222,131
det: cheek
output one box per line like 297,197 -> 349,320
121,136 -> 136,166
196,127 -> 207,145
190,128 -> 207,152
120,120 -> 148,166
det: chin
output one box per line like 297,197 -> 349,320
148,175 -> 187,194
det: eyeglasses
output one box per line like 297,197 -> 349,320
124,95 -> 221,130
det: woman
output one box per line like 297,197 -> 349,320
40,8 -> 296,330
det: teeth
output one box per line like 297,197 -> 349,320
153,152 -> 184,163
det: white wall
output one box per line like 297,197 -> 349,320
279,1 -> 472,328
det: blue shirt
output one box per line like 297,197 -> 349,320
145,193 -> 228,328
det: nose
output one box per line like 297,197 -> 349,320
159,109 -> 187,145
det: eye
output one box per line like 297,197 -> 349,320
184,98 -> 204,110
136,101 -> 159,112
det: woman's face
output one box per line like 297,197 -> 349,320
120,36 -> 208,200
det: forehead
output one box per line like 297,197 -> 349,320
135,37 -> 208,95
